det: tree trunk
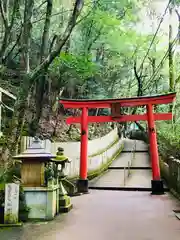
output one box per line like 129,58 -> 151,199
35,0 -> 53,126
169,5 -> 175,92
0,0 -> 19,62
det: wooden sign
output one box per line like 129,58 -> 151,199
4,183 -> 19,224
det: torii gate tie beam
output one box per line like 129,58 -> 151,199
60,93 -> 176,195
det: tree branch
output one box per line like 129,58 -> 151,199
4,0 -> 9,24
175,9 -> 180,44
9,0 -> 19,30
0,0 -> 8,28
0,0 -> 20,61
134,60 -> 143,97
32,9 -> 72,24
49,35 -> 57,53
4,29 -> 22,61
35,0 -> 53,125
40,0 -> 53,60
21,0 -> 34,73
29,0 -> 84,83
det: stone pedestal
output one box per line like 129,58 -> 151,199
24,183 -> 59,220
59,182 -> 72,213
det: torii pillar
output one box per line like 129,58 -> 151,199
147,104 -> 163,194
77,107 -> 89,193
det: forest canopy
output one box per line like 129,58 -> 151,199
0,0 -> 179,162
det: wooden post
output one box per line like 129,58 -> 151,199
147,104 -> 164,194
77,107 -> 89,193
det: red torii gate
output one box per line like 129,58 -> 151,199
60,92 -> 176,195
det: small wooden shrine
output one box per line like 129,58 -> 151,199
14,137 -> 56,187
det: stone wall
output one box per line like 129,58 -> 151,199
21,128 -> 123,178
51,128 -> 120,157
160,156 -> 180,196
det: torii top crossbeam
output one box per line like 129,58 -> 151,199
60,93 -> 176,124
60,92 -> 175,108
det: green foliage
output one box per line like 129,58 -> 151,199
53,53 -> 98,78
18,187 -> 30,222
157,122 -> 180,160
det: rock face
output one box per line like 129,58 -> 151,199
38,114 -> 114,142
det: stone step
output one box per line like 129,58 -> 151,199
122,150 -> 148,153
89,186 -> 169,192
108,167 -> 152,170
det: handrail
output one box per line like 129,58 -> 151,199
123,140 -> 136,186
124,167 -> 126,186
128,161 -> 130,177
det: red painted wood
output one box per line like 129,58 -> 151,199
60,93 -> 176,187
147,104 -> 160,180
66,113 -> 172,124
60,93 -> 176,109
80,107 -> 88,180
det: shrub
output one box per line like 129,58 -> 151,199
157,122 -> 180,160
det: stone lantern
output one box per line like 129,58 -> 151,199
51,147 -> 73,213
13,137 -> 59,220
